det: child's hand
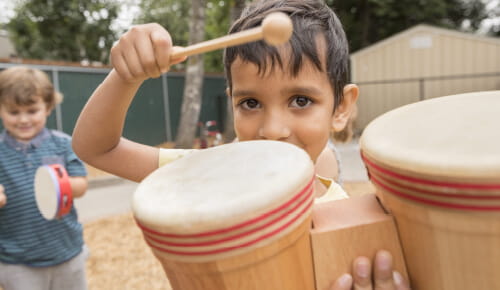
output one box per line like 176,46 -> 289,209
330,250 -> 410,290
110,23 -> 186,84
0,184 -> 6,208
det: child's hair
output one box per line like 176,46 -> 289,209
0,66 -> 63,110
224,0 -> 349,111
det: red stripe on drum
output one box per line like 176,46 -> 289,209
361,152 -> 500,191
369,173 -> 500,211
144,198 -> 313,256
369,170 -> 500,200
136,176 -> 315,238
142,185 -> 313,247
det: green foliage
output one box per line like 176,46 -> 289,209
7,0 -> 119,63
135,0 -> 190,46
328,0 -> 490,53
137,0 -> 239,72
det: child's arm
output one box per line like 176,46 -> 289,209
69,177 -> 88,198
0,184 -> 6,208
72,24 -> 186,182
330,250 -> 410,290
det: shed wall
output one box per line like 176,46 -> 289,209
351,26 -> 500,131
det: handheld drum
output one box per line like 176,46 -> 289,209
360,91 -> 500,290
133,140 -> 316,290
34,164 -> 72,220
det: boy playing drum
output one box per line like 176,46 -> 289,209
72,0 -> 409,289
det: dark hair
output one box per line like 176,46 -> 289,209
224,0 -> 349,110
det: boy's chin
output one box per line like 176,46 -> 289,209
11,131 -> 38,142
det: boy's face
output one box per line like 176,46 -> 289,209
0,97 -> 51,143
229,57 -> 336,162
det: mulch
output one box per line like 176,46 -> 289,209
84,213 -> 172,290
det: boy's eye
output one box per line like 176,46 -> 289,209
240,98 -> 261,110
290,96 -> 312,108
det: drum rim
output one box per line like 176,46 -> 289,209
34,165 -> 60,219
137,176 -> 314,259
133,140 -> 315,232
360,91 -> 500,180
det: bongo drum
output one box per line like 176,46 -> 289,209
34,164 -> 72,220
360,90 -> 500,290
133,140 -> 316,290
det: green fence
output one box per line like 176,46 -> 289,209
0,63 -> 227,147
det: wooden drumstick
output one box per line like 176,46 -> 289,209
170,12 -> 293,60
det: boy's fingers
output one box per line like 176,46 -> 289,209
330,274 -> 353,290
124,39 -> 147,80
373,250 -> 397,290
150,29 -> 174,74
111,52 -> 133,82
393,271 -> 411,290
353,256 -> 373,290
136,29 -> 163,78
111,34 -> 139,82
169,46 -> 188,66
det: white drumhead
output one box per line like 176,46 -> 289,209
34,166 -> 59,219
361,91 -> 500,179
133,140 -> 314,234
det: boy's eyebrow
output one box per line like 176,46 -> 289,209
281,86 -> 323,97
231,89 -> 254,97
232,86 -> 324,98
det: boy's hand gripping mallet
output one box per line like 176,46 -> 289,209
170,12 -> 293,60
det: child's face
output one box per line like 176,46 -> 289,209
229,57 -> 336,162
0,97 -> 51,143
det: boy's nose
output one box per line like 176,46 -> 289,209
258,112 -> 291,141
18,113 -> 29,122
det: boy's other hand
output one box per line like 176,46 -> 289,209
110,23 -> 186,84
0,184 -> 6,208
330,250 -> 410,290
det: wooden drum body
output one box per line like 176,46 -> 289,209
360,91 -> 500,290
133,140 -> 316,290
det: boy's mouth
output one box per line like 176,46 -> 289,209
16,126 -> 33,131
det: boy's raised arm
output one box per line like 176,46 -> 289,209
72,24 -> 186,182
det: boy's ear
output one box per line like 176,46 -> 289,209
331,84 -> 359,132
45,103 -> 54,116
225,87 -> 231,98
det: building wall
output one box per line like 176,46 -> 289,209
0,30 -> 16,58
351,25 -> 500,131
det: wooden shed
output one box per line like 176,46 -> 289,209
350,24 -> 500,131
0,30 -> 16,58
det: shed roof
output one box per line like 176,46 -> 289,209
350,24 -> 500,58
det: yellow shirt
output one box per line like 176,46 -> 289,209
158,148 -> 348,203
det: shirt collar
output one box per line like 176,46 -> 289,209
1,128 -> 50,151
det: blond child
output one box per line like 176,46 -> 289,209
72,0 -> 409,289
0,66 -> 88,290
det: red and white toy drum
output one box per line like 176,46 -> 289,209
360,90 -> 500,290
133,140 -> 316,290
34,164 -> 72,220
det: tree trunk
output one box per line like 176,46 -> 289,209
223,0 -> 246,143
175,0 -> 206,148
